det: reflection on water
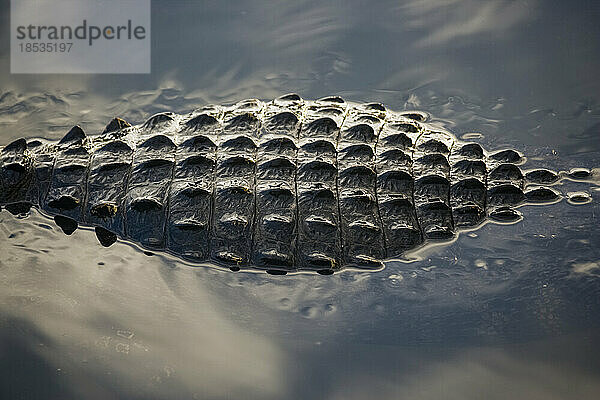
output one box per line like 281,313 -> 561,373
1,197 -> 599,399
2,201 -> 600,399
1,0 -> 600,398
396,0 -> 536,47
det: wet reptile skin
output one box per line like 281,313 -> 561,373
0,94 -> 569,274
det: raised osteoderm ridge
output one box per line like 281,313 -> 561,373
0,94 -> 589,274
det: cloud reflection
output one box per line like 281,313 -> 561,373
0,211 -> 288,399
400,0 -> 537,47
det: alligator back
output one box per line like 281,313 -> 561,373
0,94 -> 584,274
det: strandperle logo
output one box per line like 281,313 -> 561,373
11,0 -> 150,74
15,19 -> 147,46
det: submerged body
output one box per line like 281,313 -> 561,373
0,94 -> 578,274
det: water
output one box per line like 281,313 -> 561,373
1,1 -> 600,399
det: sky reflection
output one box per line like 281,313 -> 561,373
1,0 -> 599,399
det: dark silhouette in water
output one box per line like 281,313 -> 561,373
0,94 -> 592,274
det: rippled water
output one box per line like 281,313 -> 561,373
1,1 -> 600,399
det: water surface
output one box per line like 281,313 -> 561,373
1,1 -> 600,399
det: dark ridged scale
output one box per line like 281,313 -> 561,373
44,126 -> 91,226
252,95 -> 304,271
296,97 -> 347,271
85,139 -> 134,236
413,129 -> 455,239
486,153 -> 525,221
376,114 -> 423,256
167,105 -> 222,261
337,103 -> 386,268
0,138 -> 34,209
450,142 -> 486,227
124,117 -> 176,248
210,99 -> 263,266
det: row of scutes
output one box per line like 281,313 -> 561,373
0,94 -> 575,274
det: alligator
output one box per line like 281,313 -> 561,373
0,94 -> 594,275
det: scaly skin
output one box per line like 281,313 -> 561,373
0,94 -> 584,274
